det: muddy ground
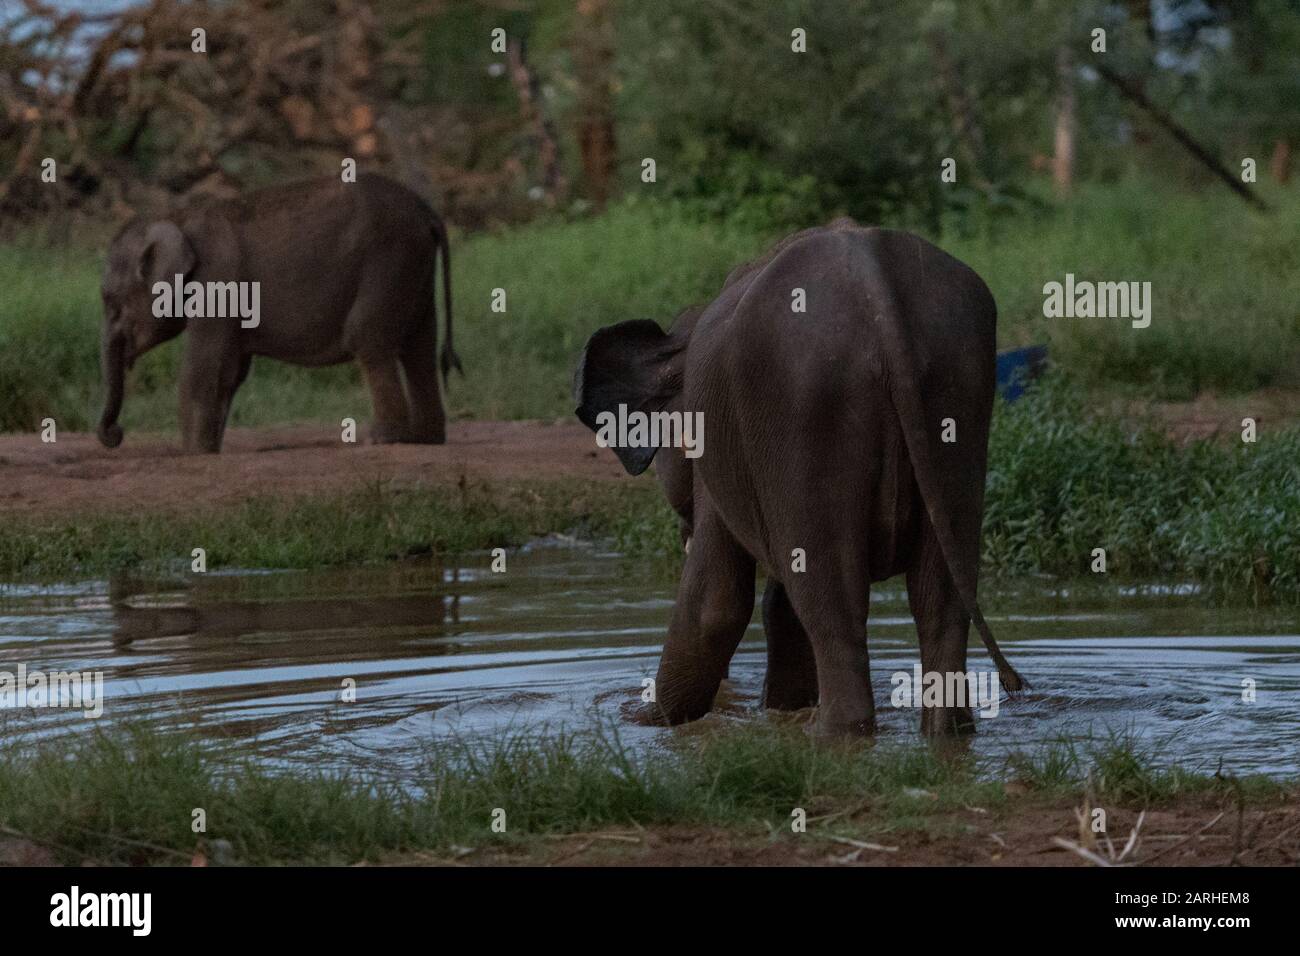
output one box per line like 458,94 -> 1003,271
0,421 -> 626,517
3,387 -> 1297,518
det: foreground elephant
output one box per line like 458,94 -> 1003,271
575,220 -> 1025,737
97,173 -> 461,452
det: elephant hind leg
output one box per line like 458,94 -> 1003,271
647,503 -> 755,726
359,355 -> 411,444
399,320 -> 447,444
906,519 -> 977,737
774,550 -> 875,737
760,580 -> 819,711
786,584 -> 875,738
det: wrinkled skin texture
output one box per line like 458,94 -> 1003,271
576,222 -> 1024,738
98,173 -> 461,453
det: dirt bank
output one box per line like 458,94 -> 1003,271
0,421 -> 626,517
2,387 -> 1296,517
3,794 -> 1293,867
393,797 -> 1300,867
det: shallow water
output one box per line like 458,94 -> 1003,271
2,543 -> 1297,776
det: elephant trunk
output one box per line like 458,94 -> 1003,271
98,328 -> 126,448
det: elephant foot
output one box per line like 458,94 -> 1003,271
98,423 -> 124,449
368,428 -> 407,445
629,690 -> 717,727
627,702 -> 671,726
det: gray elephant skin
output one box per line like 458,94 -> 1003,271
574,220 -> 1026,737
97,173 -> 461,453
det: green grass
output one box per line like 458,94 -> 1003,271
1,177 -> 1297,434
983,376 -> 1300,603
0,243 -> 107,433
1005,728 -> 1285,804
946,177 -> 1300,399
0,720 -> 1282,864
0,477 -> 670,582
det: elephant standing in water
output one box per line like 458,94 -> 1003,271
575,221 -> 1025,737
97,173 -> 461,453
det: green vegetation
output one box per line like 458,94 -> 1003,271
1005,728 -> 1286,805
984,376 -> 1300,603
945,178 -> 1300,399
0,242 -> 106,435
2,177 -> 1298,435
0,478 -> 666,582
0,720 -> 1283,865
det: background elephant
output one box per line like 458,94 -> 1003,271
97,173 -> 461,453
575,222 -> 1025,737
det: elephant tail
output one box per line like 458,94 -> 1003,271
858,234 -> 1027,694
433,216 -> 463,385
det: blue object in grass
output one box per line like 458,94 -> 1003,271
995,345 -> 1048,402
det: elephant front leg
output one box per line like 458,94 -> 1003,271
760,580 -> 819,711
644,505 -> 755,726
179,340 -> 248,453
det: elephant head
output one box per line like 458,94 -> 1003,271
574,306 -> 703,545
98,219 -> 196,448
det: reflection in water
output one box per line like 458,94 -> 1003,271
1,542 -> 1298,776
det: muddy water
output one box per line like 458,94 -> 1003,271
2,543 -> 1297,776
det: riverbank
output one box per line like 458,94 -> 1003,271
0,723 -> 1292,867
2,381 -> 1297,602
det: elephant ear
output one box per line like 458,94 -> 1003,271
137,221 -> 196,287
574,319 -> 687,476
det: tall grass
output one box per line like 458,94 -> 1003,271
1,177 -> 1296,433
946,177 -> 1300,399
445,203 -> 764,420
0,243 -> 105,432
984,376 -> 1300,602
